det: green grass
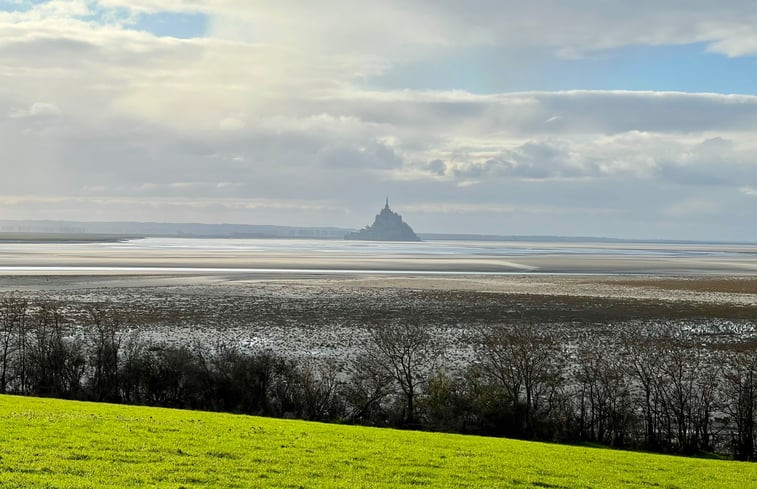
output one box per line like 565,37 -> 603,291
0,395 -> 754,488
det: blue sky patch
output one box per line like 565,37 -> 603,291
370,42 -> 757,95
0,2 -> 207,39
0,0 -> 38,12
134,11 -> 207,39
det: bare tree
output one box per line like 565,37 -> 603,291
209,346 -> 278,415
0,297 -> 27,393
343,353 -> 394,425
653,335 -> 718,454
721,345 -> 757,460
574,338 -> 633,446
118,331 -> 147,404
13,298 -> 32,394
27,303 -> 86,398
87,305 -> 122,402
622,326 -> 668,450
299,360 -> 343,421
478,323 -> 564,437
422,369 -> 478,433
364,322 -> 440,426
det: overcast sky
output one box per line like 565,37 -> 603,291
3,1 -> 757,239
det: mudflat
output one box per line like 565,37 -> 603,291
3,272 -> 757,305
1,273 -> 755,366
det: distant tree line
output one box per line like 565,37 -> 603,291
1,297 -> 755,461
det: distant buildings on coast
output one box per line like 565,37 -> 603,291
0,220 -> 349,239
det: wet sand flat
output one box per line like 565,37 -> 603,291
2,237 -> 757,275
3,269 -> 757,307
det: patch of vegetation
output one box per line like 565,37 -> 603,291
0,395 -> 754,488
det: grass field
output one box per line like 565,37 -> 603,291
0,395 -> 754,488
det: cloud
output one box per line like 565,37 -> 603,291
404,201 -> 618,216
320,90 -> 757,137
427,159 -> 446,176
2,2 -> 757,239
664,198 -> 720,217
218,116 -> 245,131
35,0 -> 92,18
453,141 -> 584,180
8,102 -> 62,119
0,193 -> 346,221
95,0 -> 757,58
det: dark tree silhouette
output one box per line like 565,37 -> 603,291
87,306 -> 122,402
0,297 -> 27,393
364,322 -> 440,426
478,324 -> 564,437
722,345 -> 757,460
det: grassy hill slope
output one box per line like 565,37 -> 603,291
0,395 -> 753,488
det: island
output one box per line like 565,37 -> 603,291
345,199 -> 421,241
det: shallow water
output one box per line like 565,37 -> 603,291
88,237 -> 757,257
1,237 -> 757,275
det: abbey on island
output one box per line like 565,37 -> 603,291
345,198 -> 421,242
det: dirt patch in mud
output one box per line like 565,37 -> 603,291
609,277 -> 757,294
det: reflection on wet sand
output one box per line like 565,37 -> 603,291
1,237 -> 757,275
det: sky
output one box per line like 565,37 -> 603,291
2,1 -> 757,240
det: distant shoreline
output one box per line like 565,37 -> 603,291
0,233 -> 142,244
3,219 -> 757,245
2,232 -> 757,247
